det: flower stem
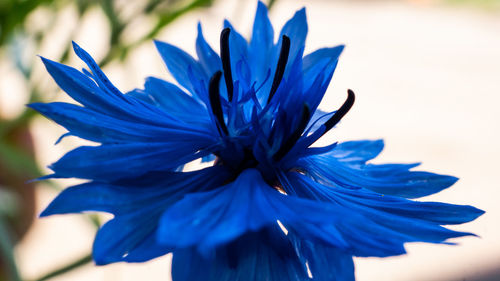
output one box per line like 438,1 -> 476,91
31,254 -> 92,281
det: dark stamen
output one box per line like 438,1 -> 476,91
220,28 -> 234,102
209,71 -> 229,135
267,35 -> 291,104
322,89 -> 355,136
273,104 -> 310,161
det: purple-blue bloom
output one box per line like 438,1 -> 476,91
31,2 -> 483,280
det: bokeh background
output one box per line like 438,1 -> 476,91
0,0 -> 499,280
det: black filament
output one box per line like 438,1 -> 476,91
208,71 -> 229,135
267,35 -> 291,104
220,28 -> 234,102
322,89 -> 355,136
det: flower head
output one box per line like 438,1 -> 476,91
32,2 -> 483,280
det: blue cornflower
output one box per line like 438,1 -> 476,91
31,2 -> 483,280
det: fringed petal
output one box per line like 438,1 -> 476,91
286,172 -> 484,257
296,140 -> 459,198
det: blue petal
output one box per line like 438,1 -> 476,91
40,182 -> 169,216
330,139 -> 385,163
40,57 -> 172,125
290,172 -> 483,225
223,20 -> 250,84
278,8 -> 307,65
48,142 -> 215,181
196,23 -> 222,77
154,40 -> 208,98
92,206 -> 168,265
286,172 -> 483,257
250,2 -> 274,55
201,154 -> 216,163
249,1 -> 274,86
171,228 -> 310,281
40,57 -> 121,113
157,169 -> 355,254
41,166 -> 229,216
118,232 -> 172,263
72,42 -> 123,99
306,109 -> 330,132
260,51 -> 306,130
143,77 -> 211,126
296,140 -> 459,198
157,169 -> 278,253
125,88 -> 156,105
42,166 -> 230,265
303,46 -> 344,72
288,231 -> 355,281
301,46 -> 344,109
28,102 -> 214,144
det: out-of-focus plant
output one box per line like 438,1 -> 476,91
0,0 -> 290,280
444,0 -> 500,10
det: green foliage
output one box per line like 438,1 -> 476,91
0,0 -> 53,45
444,0 -> 500,9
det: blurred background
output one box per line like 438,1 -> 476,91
0,0 -> 499,280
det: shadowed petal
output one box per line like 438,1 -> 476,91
171,228 -> 309,281
288,231 -> 355,281
92,206 -> 167,265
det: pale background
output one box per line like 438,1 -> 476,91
1,0 -> 499,280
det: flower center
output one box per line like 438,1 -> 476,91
208,28 -> 356,185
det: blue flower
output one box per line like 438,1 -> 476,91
31,2 -> 483,280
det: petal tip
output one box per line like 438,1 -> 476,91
39,208 -> 52,218
257,1 -> 267,10
153,39 -> 165,49
71,40 -> 80,51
